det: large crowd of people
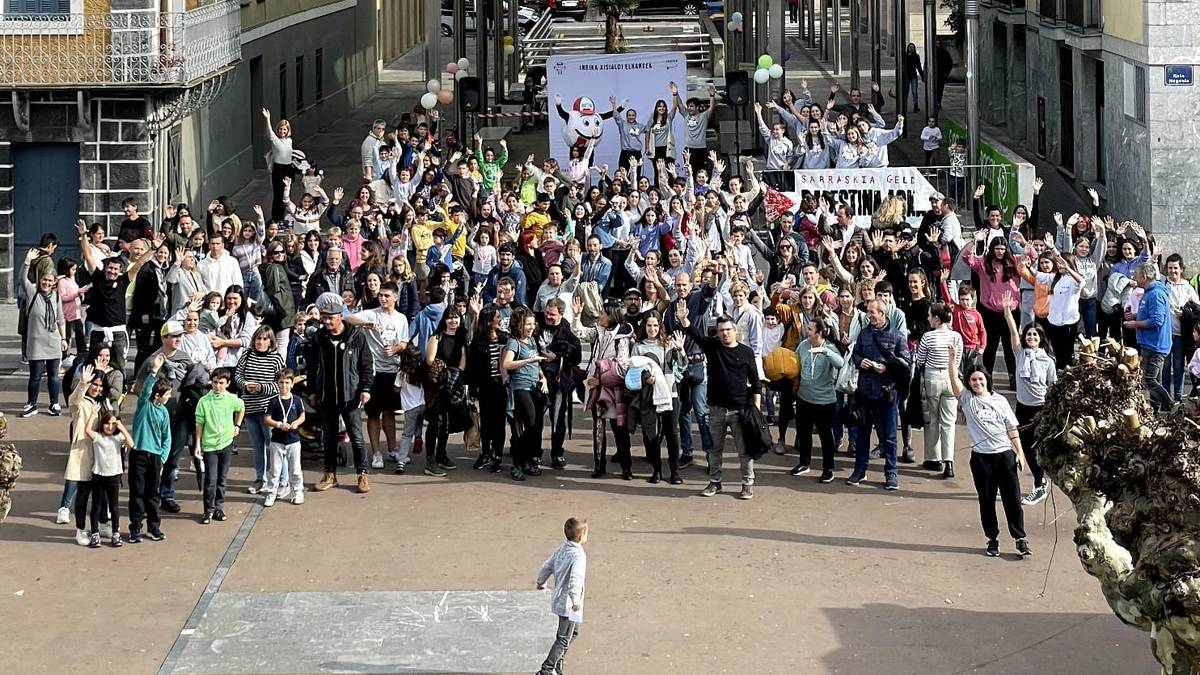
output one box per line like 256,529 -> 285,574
23,80 -> 1198,559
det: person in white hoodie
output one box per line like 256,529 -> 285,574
753,102 -> 794,170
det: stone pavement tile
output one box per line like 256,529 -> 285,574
167,590 -> 554,674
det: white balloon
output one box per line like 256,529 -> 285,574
753,68 -> 770,84
420,92 -> 438,109
457,57 -> 470,70
768,64 -> 784,79
427,79 -> 441,94
504,44 -> 515,56
454,70 -> 469,80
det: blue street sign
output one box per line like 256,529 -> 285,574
1165,65 -> 1194,87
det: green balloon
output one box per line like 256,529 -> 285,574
758,54 -> 774,69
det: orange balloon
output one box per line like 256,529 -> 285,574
437,90 -> 454,105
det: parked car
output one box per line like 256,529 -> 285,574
441,0 -> 541,37
632,0 -> 706,15
545,0 -> 588,21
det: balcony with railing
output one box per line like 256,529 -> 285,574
0,0 -> 241,88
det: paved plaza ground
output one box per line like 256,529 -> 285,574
0,28 -> 1147,675
0,386 -> 1158,674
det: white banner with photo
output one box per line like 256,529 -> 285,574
546,51 -> 687,170
767,167 -> 939,233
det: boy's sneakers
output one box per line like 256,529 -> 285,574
276,485 -> 293,502
128,529 -> 143,544
424,464 -> 447,477
387,449 -> 401,463
248,480 -> 262,495
884,476 -> 899,491
371,452 -> 384,469
263,492 -> 276,507
19,404 -> 36,418
75,529 -> 89,546
986,539 -> 1000,557
110,533 -> 123,548
146,529 -> 166,541
845,472 -> 866,486
88,532 -> 102,548
699,482 -> 722,497
737,485 -> 754,500
47,404 -> 62,417
789,464 -> 810,476
292,491 -> 305,505
201,512 -> 212,524
818,470 -> 835,483
213,510 -> 227,522
56,507 -> 70,524
394,462 -> 407,475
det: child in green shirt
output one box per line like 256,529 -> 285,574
193,368 -> 245,524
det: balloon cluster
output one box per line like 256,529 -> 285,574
728,11 -> 743,32
754,54 -> 783,84
422,58 -> 473,110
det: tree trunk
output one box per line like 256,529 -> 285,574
605,12 -> 623,53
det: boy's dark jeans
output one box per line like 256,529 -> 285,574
539,615 -> 578,675
201,445 -> 232,514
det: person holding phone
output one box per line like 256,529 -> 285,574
948,342 -> 1032,558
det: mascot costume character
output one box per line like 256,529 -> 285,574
555,94 -> 616,152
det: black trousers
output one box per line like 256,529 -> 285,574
969,450 -> 1026,541
796,399 -> 836,470
270,162 -> 295,222
128,449 -> 162,532
1015,402 -> 1044,487
478,384 -> 508,461
512,389 -> 546,468
686,147 -> 710,177
90,475 -> 121,533
593,416 -> 631,473
617,149 -> 643,171
774,380 -> 797,445
1045,322 -> 1077,371
73,479 -> 107,532
979,305 -> 1017,381
321,401 -> 368,474
424,405 -> 450,466
133,319 -> 163,376
201,447 -> 231,514
638,407 -> 681,476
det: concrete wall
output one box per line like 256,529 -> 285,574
1106,0 -> 1145,45
174,0 -> 381,207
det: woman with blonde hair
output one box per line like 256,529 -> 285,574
262,108 -> 296,222
872,194 -> 907,229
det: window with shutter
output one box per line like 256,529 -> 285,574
5,0 -> 69,15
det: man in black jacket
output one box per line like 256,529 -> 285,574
306,292 -> 375,494
305,247 -> 354,305
131,242 -> 171,374
538,298 -> 582,469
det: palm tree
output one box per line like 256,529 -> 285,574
593,0 -> 640,53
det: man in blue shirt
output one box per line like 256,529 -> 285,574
1124,262 -> 1174,412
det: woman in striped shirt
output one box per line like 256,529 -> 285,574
234,325 -> 286,494
914,303 -> 964,478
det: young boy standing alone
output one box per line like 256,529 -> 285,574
535,517 -> 589,675
194,368 -> 245,524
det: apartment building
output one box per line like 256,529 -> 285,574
0,0 -> 425,298
978,0 -> 1200,255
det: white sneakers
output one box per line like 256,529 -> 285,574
292,491 -> 305,505
56,507 -> 70,524
263,492 -> 276,507
371,452 -> 385,469
387,449 -> 401,464
263,487 -> 303,507
75,529 -> 89,546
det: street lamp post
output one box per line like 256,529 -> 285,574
850,0 -> 861,88
833,0 -> 843,75
965,0 -> 980,190
424,0 -> 441,85
924,0 -> 935,115
895,0 -> 905,120
870,0 -> 881,88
